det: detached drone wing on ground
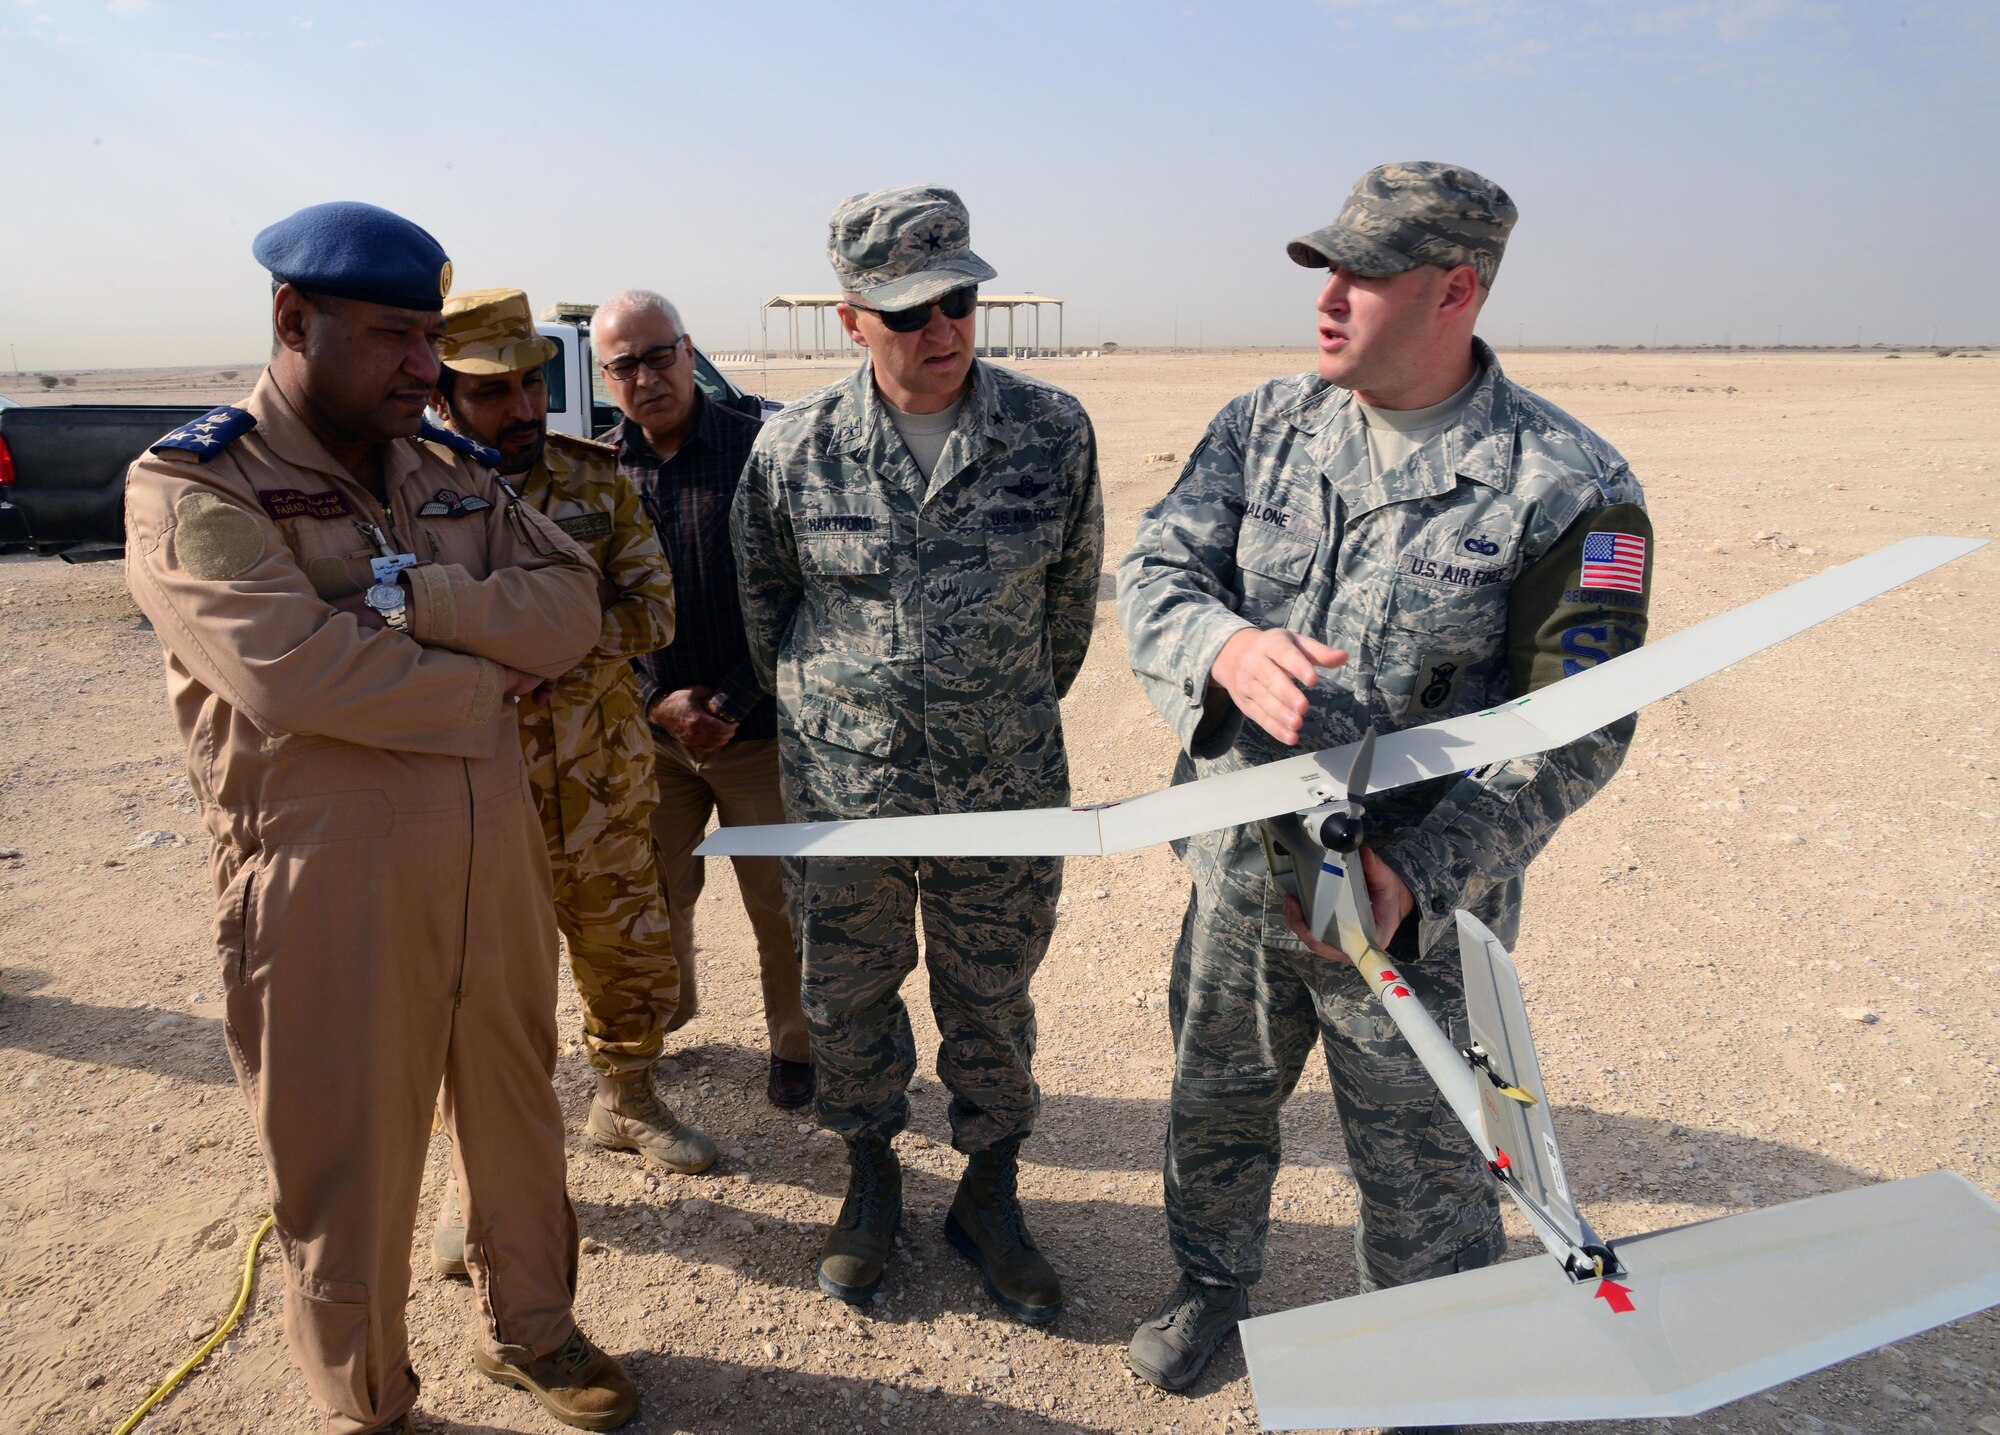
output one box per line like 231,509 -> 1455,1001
698,537 -> 1984,859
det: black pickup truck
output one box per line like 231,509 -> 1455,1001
0,314 -> 774,557
0,399 -> 210,556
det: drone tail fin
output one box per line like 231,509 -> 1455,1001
1456,910 -> 1598,1263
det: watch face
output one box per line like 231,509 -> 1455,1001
365,582 -> 406,612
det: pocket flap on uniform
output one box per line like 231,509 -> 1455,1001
798,498 -> 892,575
795,694 -> 896,757
1236,521 -> 1316,584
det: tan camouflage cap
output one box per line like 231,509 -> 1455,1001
1288,162 -> 1518,288
828,185 -> 997,309
439,287 -> 559,375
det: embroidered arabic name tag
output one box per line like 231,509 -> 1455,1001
259,488 -> 353,521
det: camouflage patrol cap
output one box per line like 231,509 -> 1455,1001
439,287 -> 559,375
1288,162 -> 1517,288
828,185 -> 997,309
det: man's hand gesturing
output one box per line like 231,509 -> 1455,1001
1209,628 -> 1347,745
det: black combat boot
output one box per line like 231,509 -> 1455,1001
817,1136 -> 901,1303
944,1138 -> 1063,1325
1126,1272 -> 1249,1391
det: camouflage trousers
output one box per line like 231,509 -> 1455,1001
787,854 -> 1061,1154
1164,884 -> 1504,1292
549,813 -> 681,1078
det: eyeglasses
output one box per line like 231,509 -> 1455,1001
848,286 -> 978,333
599,336 -> 687,381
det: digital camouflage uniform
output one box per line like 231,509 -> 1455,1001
733,357 -> 1103,1153
1117,339 -> 1651,1292
511,431 -> 681,1076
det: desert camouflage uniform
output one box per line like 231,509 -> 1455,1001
733,357 -> 1103,1152
513,431 -> 682,1075
1117,339 -> 1651,1291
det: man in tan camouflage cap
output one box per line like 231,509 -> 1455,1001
1117,161 -> 1652,1401
734,184 -> 1103,1324
429,288 -> 716,1223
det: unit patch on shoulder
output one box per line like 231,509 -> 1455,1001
173,491 -> 264,580
555,511 -> 613,542
258,488 -> 353,521
151,407 -> 256,462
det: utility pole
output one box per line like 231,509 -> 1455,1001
1652,323 -> 1660,347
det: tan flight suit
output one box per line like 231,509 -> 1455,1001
125,375 -> 601,1435
511,431 -> 683,1074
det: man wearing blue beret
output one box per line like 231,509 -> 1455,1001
124,201 -> 640,1433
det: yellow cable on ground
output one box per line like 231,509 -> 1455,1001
113,1212 -> 275,1435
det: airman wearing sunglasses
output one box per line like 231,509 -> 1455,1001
733,185 -> 1105,1323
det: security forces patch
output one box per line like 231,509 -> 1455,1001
1558,618 -> 1644,677
151,406 -> 256,462
1407,651 -> 1477,716
258,488 -> 352,521
556,511 -> 613,542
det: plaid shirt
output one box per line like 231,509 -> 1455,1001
611,394 -> 775,742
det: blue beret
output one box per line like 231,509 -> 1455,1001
252,201 -> 453,314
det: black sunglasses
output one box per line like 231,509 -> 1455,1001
850,285 -> 978,333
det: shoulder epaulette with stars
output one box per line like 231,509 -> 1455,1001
150,406 -> 256,462
417,416 -> 501,469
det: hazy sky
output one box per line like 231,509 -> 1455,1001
5,0 -> 1997,368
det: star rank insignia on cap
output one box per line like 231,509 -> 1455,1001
150,406 -> 257,462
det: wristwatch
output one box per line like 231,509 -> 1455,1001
704,692 -> 740,723
364,578 -> 409,632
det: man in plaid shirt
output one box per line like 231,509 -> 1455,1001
598,289 -> 812,1110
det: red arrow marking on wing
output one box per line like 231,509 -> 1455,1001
1595,1279 -> 1635,1314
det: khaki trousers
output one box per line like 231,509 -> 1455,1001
649,732 -> 808,1064
215,769 -> 577,1434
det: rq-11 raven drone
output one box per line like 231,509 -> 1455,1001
701,537 -> 2000,1428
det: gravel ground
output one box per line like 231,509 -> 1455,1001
1,348 -> 1996,1434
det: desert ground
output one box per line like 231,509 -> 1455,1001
2,347 -> 1997,1435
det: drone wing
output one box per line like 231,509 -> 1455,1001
1240,1172 -> 2000,1429
1457,910 -> 1601,1262
699,536 -> 1984,858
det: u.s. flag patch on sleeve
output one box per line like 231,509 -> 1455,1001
1580,531 -> 1647,593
